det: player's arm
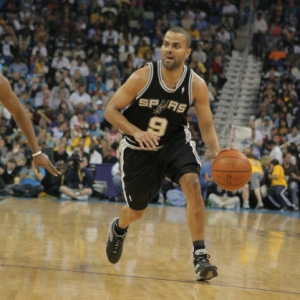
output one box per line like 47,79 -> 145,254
105,66 -> 160,149
0,74 -> 60,176
192,74 -> 220,155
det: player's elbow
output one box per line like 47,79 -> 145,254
104,104 -> 119,123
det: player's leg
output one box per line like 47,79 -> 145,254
106,207 -> 146,264
180,172 -> 205,241
162,135 -> 218,281
106,144 -> 163,264
179,171 -> 218,281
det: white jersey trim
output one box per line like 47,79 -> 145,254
157,60 -> 187,93
188,69 -> 194,106
136,62 -> 154,99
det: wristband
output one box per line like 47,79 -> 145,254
32,150 -> 42,157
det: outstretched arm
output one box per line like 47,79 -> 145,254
192,73 -> 220,156
105,66 -> 160,149
0,73 -> 60,176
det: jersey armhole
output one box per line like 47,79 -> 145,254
188,69 -> 194,106
136,62 -> 154,99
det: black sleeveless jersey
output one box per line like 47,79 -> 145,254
122,60 -> 194,147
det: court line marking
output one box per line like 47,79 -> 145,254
0,262 -> 299,295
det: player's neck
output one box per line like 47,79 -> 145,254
161,65 -> 184,89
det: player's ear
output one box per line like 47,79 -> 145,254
185,48 -> 192,58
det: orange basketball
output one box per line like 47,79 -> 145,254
211,149 -> 252,191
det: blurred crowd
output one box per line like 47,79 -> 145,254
0,0 -> 243,200
197,0 -> 300,211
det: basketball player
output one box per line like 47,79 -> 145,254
105,27 -> 220,281
0,69 -> 60,176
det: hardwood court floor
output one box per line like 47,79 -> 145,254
0,197 -> 299,300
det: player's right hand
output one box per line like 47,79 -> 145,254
134,131 -> 160,150
33,155 -> 61,176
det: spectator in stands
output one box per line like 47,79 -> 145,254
267,158 -> 293,210
252,12 -> 267,59
257,115 -> 273,141
282,152 -> 300,208
0,34 -> 16,61
221,0 -> 238,27
217,25 -> 231,52
51,51 -> 71,72
241,152 -> 264,209
248,123 -> 263,159
6,141 -> 25,166
0,137 -> 8,162
7,56 -> 28,78
70,56 -> 89,77
268,42 -> 286,70
208,187 -> 240,209
69,84 -> 92,111
54,142 -> 69,164
59,153 -> 93,201
265,140 -> 283,164
1,158 -> 19,187
9,155 -> 45,198
192,41 -> 207,65
181,11 -> 194,31
210,56 -> 226,89
111,160 -> 123,200
286,125 -> 300,143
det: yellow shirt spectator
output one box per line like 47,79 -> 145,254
271,164 -> 287,187
249,158 -> 263,174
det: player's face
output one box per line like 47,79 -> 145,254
162,32 -> 191,70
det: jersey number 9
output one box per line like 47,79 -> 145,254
147,117 -> 168,137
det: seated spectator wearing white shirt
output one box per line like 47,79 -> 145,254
222,0 -> 238,27
118,40 -> 135,63
102,26 -> 119,47
266,140 -> 283,164
89,143 -> 103,164
70,56 -> 89,77
51,51 -> 71,72
69,84 -> 91,110
31,41 -> 48,58
217,25 -> 231,52
257,115 -> 273,141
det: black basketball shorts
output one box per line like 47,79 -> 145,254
119,132 -> 201,210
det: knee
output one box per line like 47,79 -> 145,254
59,186 -> 67,192
180,174 -> 201,194
129,209 -> 145,221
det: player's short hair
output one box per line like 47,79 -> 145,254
166,26 -> 192,48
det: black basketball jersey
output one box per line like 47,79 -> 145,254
122,60 -> 194,146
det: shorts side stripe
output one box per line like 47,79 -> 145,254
119,139 -> 129,206
189,139 -> 202,168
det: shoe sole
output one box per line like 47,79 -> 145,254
195,266 -> 218,281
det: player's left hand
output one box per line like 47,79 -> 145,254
33,155 -> 61,176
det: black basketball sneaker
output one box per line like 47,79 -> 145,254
106,218 -> 127,264
193,250 -> 218,281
